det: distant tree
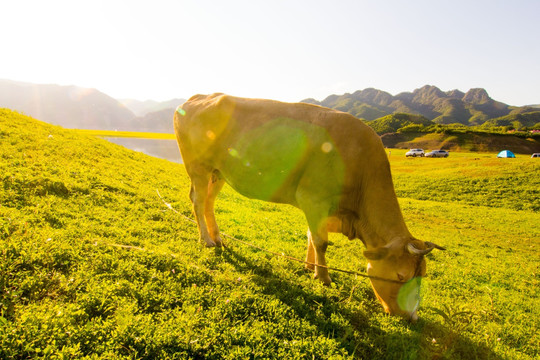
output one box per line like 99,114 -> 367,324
368,113 -> 433,135
397,124 -> 426,133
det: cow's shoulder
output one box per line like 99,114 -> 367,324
181,94 -> 235,121
186,93 -> 224,103
184,93 -> 227,110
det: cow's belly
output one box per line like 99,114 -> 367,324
220,162 -> 301,204
217,123 -> 308,204
211,119 -> 345,207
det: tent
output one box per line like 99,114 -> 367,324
497,150 -> 516,158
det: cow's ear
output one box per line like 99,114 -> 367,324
363,247 -> 389,260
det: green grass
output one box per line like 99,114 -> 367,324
388,149 -> 540,211
75,129 -> 176,139
1,109 -> 539,359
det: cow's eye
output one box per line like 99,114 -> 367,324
397,273 -> 405,281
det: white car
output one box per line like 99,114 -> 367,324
405,149 -> 425,157
532,153 -> 540,158
426,150 -> 449,158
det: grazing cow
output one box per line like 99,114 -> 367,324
174,93 -> 444,320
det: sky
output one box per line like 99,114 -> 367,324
1,0 -> 539,105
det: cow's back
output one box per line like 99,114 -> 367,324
174,94 -> 387,207
175,93 -> 380,153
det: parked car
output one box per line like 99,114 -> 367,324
405,149 -> 425,157
532,153 -> 540,158
426,150 -> 449,158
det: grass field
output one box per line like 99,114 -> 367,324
1,109 -> 539,359
388,149 -> 539,211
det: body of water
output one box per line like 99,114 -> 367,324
106,137 -> 183,163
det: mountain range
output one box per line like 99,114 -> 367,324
0,79 -> 184,132
302,85 -> 538,126
1,79 -> 537,132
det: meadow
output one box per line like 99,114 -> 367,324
1,109 -> 539,359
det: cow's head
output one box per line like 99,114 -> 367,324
363,239 -> 445,321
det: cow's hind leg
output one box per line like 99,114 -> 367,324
205,170 -> 225,246
188,167 -> 217,247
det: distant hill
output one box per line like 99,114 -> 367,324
0,79 -> 183,132
366,113 -> 434,134
119,98 -> 185,117
380,131 -> 540,154
365,112 -> 540,153
130,108 -> 178,133
363,112 -> 540,137
119,98 -> 185,133
482,112 -> 540,129
303,85 -> 537,126
0,79 -> 135,130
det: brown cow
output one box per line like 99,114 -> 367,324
174,93 -> 444,320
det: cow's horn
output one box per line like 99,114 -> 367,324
425,242 -> 446,251
407,241 -> 446,255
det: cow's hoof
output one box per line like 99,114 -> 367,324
202,239 -> 217,247
314,273 -> 332,286
213,236 -> 224,247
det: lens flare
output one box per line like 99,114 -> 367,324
206,130 -> 216,140
397,277 -> 421,313
228,148 -> 239,158
321,142 -> 333,153
176,107 -> 186,116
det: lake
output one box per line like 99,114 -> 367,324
106,137 -> 183,163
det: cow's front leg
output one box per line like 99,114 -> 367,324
310,226 -> 331,285
303,215 -> 331,285
305,229 -> 316,271
298,191 -> 332,285
189,172 -> 217,247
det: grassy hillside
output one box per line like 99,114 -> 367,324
381,131 -> 540,155
1,109 -> 539,359
366,113 -> 434,135
484,111 -> 540,129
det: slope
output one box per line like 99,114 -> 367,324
1,109 -> 538,359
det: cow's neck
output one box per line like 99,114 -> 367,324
353,160 -> 411,249
356,196 -> 410,249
